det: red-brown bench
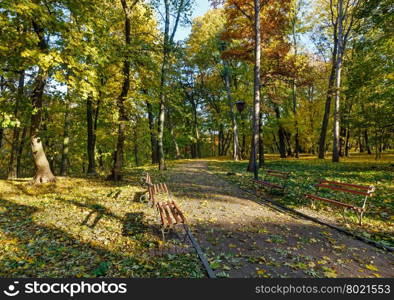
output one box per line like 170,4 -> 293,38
148,183 -> 170,207
140,172 -> 152,186
306,180 -> 375,225
156,200 -> 186,239
254,169 -> 291,192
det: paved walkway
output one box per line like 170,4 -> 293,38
167,160 -> 394,278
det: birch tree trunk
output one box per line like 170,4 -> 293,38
332,0 -> 344,163
157,0 -> 170,170
223,59 -> 241,161
60,108 -> 70,176
247,0 -> 261,179
146,100 -> 158,163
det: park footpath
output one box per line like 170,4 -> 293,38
166,161 -> 394,278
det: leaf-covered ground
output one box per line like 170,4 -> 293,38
208,153 -> 394,248
1,156 -> 393,278
0,166 -> 204,278
166,160 -> 394,278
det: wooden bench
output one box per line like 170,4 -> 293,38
305,180 -> 375,225
253,169 -> 291,192
156,201 -> 186,241
140,173 -> 187,241
141,172 -> 152,186
148,183 -> 169,207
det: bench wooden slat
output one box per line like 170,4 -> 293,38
167,201 -> 182,224
267,170 -> 290,176
163,183 -> 169,194
316,184 -> 371,196
148,186 -> 155,205
145,173 -> 152,185
319,180 -> 373,191
157,202 -> 167,226
162,203 -> 173,226
172,201 -> 186,223
254,179 -> 284,189
268,173 -> 290,179
306,194 -> 362,211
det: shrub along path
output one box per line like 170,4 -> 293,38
167,160 -> 394,278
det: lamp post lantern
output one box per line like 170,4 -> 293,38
236,101 -> 246,113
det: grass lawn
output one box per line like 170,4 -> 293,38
208,153 -> 394,248
0,166 -> 204,278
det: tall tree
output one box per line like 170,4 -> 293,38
155,0 -> 193,170
110,0 -> 139,181
7,71 -> 25,179
316,0 -> 360,161
30,21 -> 56,184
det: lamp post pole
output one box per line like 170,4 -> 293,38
236,101 -> 246,160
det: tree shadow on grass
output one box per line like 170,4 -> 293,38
81,204 -> 107,229
0,198 -> 201,278
0,198 -> 139,277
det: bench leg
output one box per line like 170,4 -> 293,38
181,224 -> 189,243
358,211 -> 364,226
139,193 -> 148,203
310,199 -> 316,209
341,207 -> 348,224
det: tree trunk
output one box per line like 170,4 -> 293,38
146,100 -> 159,164
339,126 -> 346,157
292,81 -> 300,158
291,14 -> 300,159
242,132 -> 246,159
17,126 -> 27,178
0,128 -> 3,150
30,71 -> 56,184
190,97 -> 201,159
134,116 -> 140,166
30,21 -> 55,184
168,111 -> 181,159
0,76 -> 4,150
364,130 -> 372,155
358,132 -> 364,153
86,96 -> 96,174
274,106 -> 287,158
171,126 -> 181,159
259,112 -> 264,166
8,71 -> 25,179
60,108 -> 70,176
157,0 -> 171,171
332,0 -> 344,163
218,124 -> 224,156
98,148 -> 104,170
285,131 -> 293,157
223,59 -> 241,161
318,33 -> 338,159
272,132 -> 279,153
110,0 -> 132,181
345,127 -> 350,157
247,0 -> 261,179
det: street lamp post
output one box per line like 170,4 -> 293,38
235,101 -> 246,161
236,101 -> 246,114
